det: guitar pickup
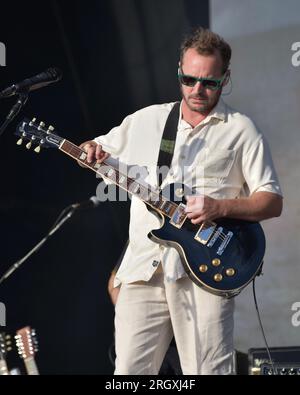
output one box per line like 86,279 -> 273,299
194,223 -> 217,245
170,203 -> 187,229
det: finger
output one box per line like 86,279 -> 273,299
186,195 -> 196,204
80,142 -> 90,151
186,195 -> 205,209
185,198 -> 196,212
186,211 -> 203,219
185,202 -> 202,214
97,148 -> 111,163
102,152 -> 110,161
82,143 -> 92,152
87,146 -> 96,163
192,197 -> 205,211
95,145 -> 104,160
96,154 -> 109,164
191,217 -> 204,225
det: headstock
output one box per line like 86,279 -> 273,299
15,326 -> 38,360
0,331 -> 12,360
15,118 -> 64,153
0,332 -> 12,375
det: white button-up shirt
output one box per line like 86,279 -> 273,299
94,99 -> 282,286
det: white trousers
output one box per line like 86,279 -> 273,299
114,268 -> 235,375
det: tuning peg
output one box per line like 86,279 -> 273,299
17,138 -> 23,146
34,146 -> 41,154
47,125 -> 54,135
29,118 -> 37,126
26,142 -> 32,150
38,121 -> 45,130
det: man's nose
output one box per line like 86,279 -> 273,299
193,81 -> 205,93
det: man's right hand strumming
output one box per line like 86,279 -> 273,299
79,141 -> 110,167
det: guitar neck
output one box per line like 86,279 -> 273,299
24,357 -> 39,375
60,139 -> 178,218
0,359 -> 9,375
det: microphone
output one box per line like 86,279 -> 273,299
71,196 -> 101,210
0,67 -> 62,98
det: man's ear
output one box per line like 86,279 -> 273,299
222,70 -> 231,86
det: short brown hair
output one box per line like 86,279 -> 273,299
180,27 -> 231,73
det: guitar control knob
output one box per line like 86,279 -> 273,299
212,258 -> 221,267
226,268 -> 235,277
199,265 -> 208,273
214,273 -> 223,282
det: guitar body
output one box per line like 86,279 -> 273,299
148,183 -> 265,298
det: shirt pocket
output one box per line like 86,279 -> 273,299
200,147 -> 236,179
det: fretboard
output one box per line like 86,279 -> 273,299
60,140 -> 178,218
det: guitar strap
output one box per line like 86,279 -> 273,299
157,101 -> 181,187
114,102 -> 181,271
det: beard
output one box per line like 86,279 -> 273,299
181,86 -> 221,115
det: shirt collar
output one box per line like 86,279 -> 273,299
178,98 -> 228,131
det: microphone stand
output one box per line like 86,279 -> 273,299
0,91 -> 29,138
0,205 -> 76,286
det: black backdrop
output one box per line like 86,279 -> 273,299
0,0 -> 208,374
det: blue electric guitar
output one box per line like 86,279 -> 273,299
15,118 -> 265,298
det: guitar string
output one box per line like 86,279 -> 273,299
97,162 -> 228,242
65,143 -> 229,242
67,143 -> 228,241
82,148 -> 229,241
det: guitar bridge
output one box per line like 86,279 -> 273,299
217,231 -> 233,255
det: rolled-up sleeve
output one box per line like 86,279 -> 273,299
93,114 -> 133,160
242,136 -> 283,197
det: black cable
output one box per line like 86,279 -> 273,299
252,278 -> 277,375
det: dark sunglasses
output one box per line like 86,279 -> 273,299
178,68 -> 227,91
